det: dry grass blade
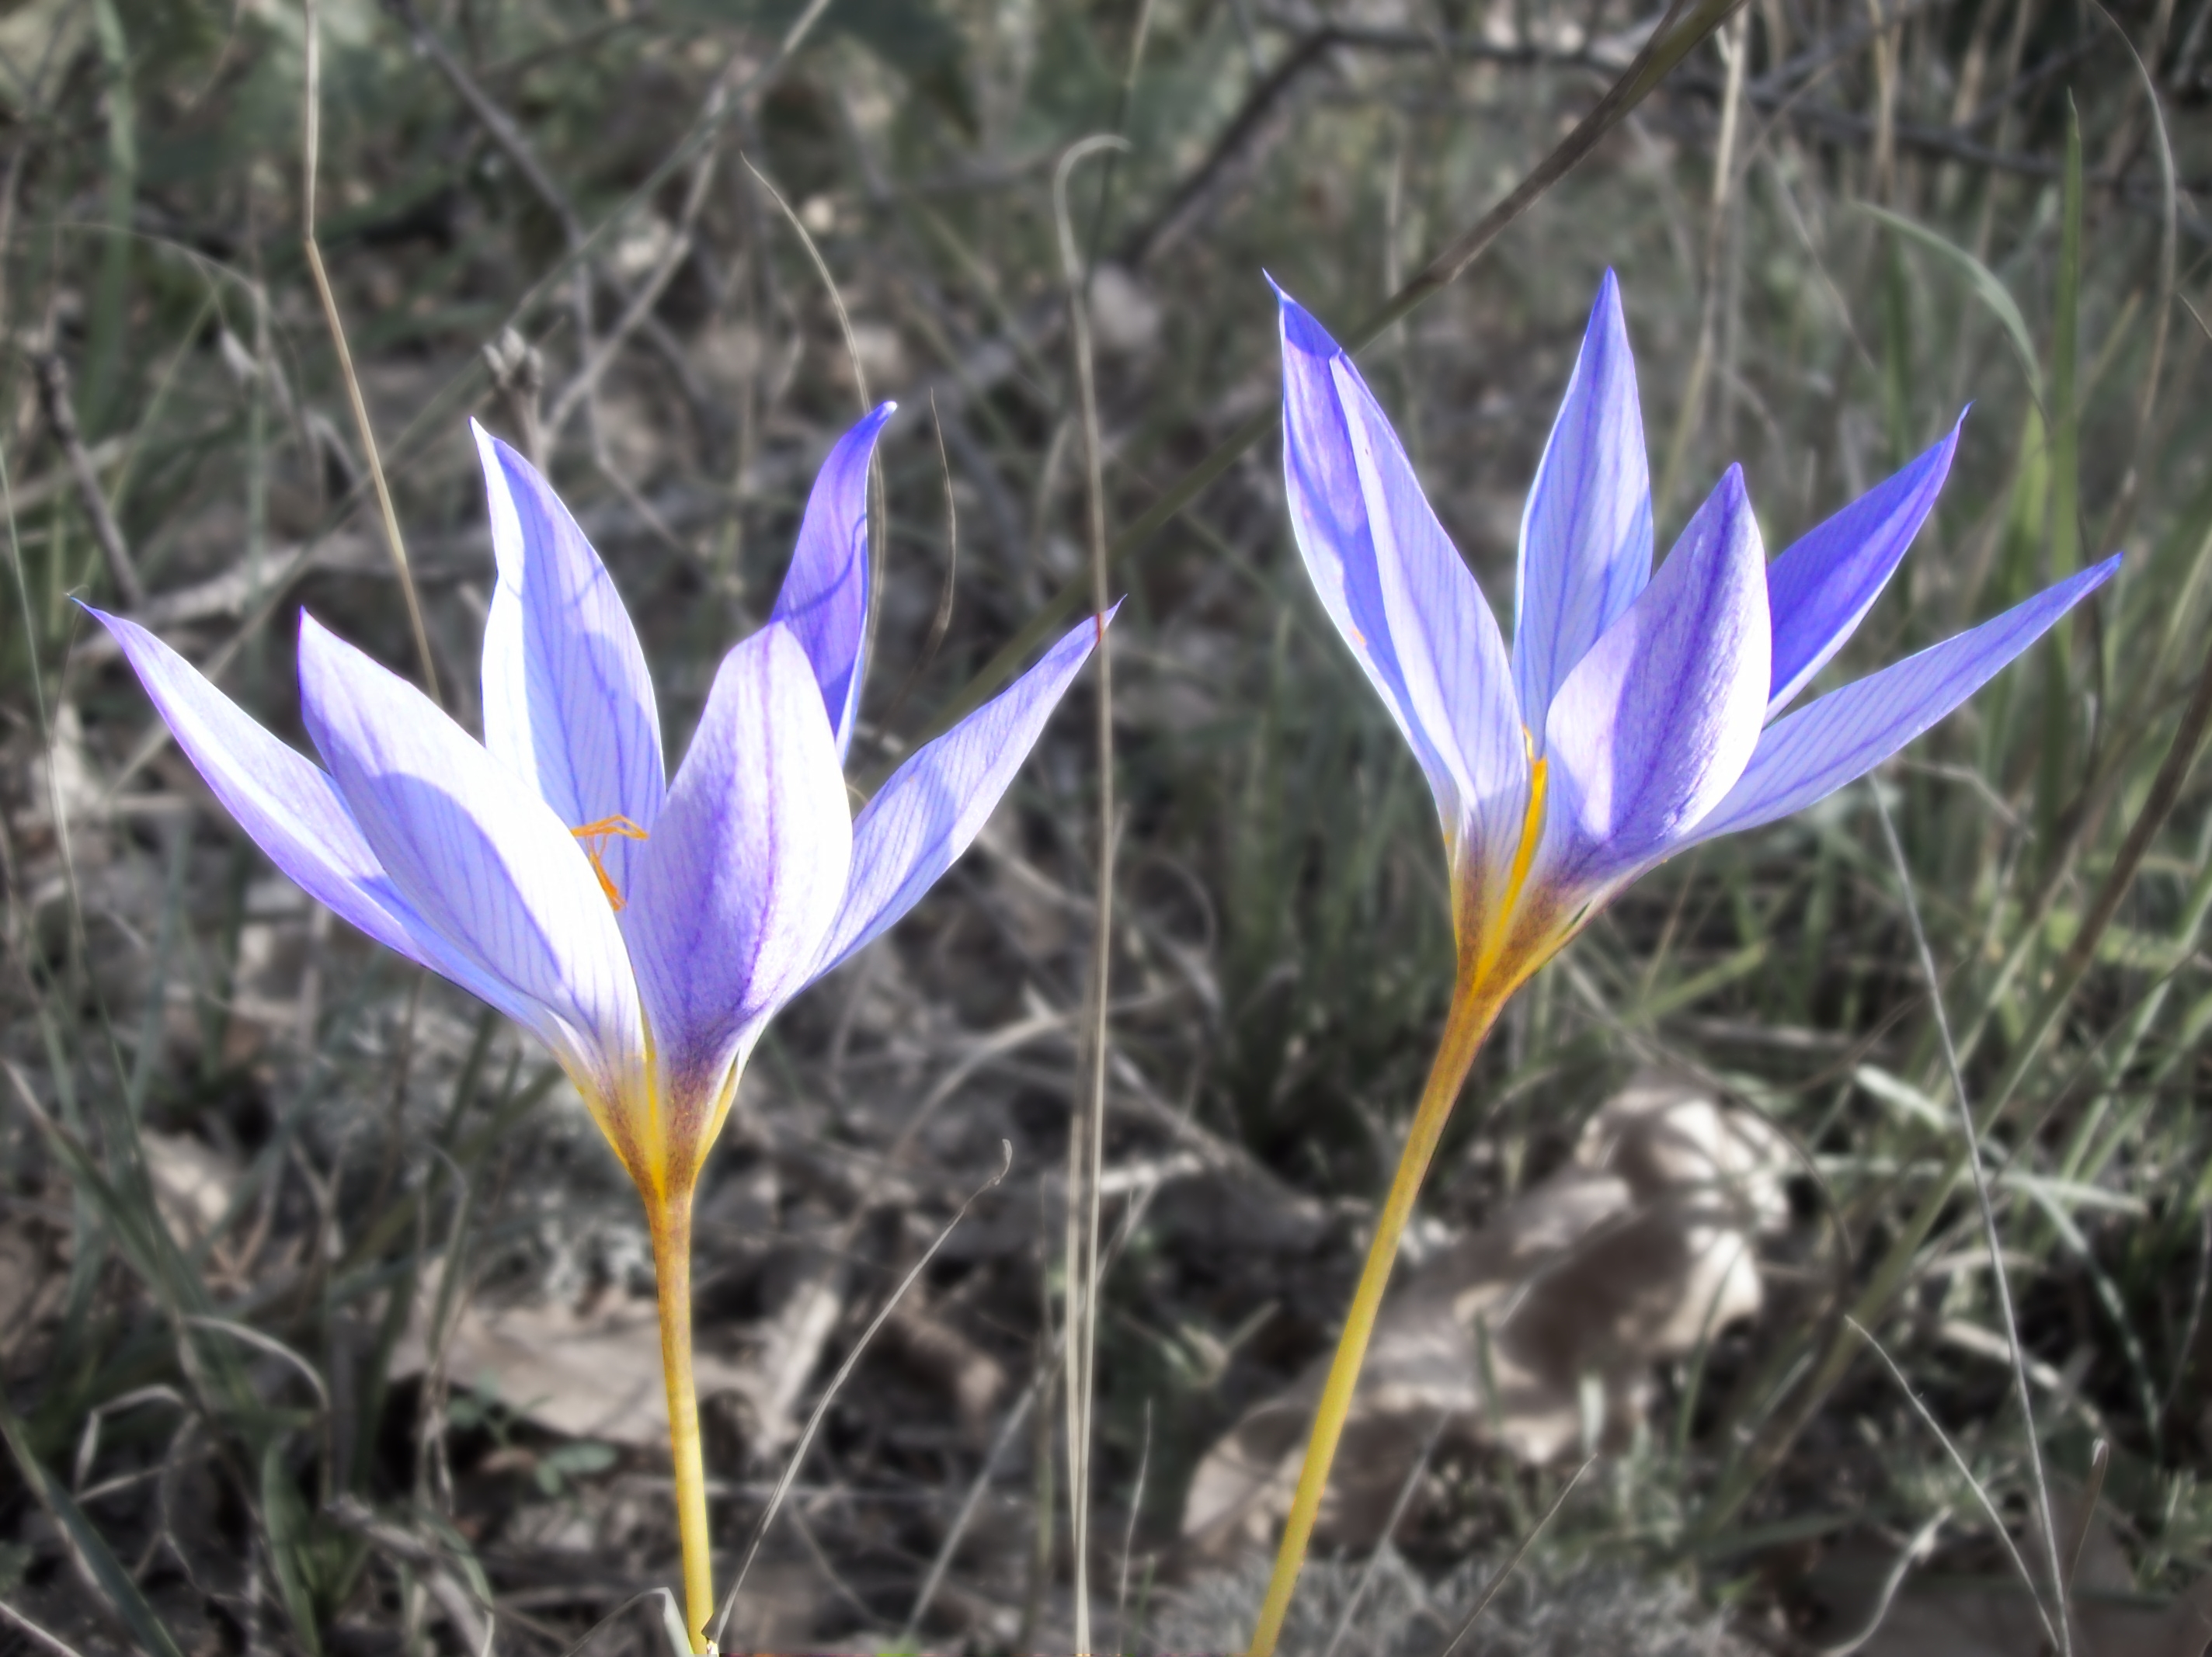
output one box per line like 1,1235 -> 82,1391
1872,787 -> 2070,1655
1811,1508 -> 1949,1657
300,0 -> 438,702
1845,1316 -> 2063,1653
1052,129 -> 1127,1657
875,394 -> 962,730
712,1143 -> 1014,1651
899,1373 -> 1042,1646
1433,1455 -> 1595,1657
0,1596 -> 92,1657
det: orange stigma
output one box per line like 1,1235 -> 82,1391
572,815 -> 649,912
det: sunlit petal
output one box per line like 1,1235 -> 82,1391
1324,353 -> 1530,921
625,623 -> 852,1166
1765,415 -> 1962,717
298,613 -> 645,1100
819,610 -> 1107,977
1513,269 -> 1652,740
477,422 -> 666,894
1542,465 -> 1769,896
1278,285 -> 1522,849
1692,554 -> 2120,844
771,403 -> 897,764
86,606 -> 543,1030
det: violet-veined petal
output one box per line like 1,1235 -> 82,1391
1327,353 -> 1529,886
477,422 -> 666,893
298,614 -> 645,1098
816,609 -> 1106,978
1278,286 -> 1480,832
1689,554 -> 2120,844
1765,415 -> 1962,717
771,403 -> 896,764
1542,464 -> 1770,895
85,606 -> 541,1030
1513,269 -> 1653,741
625,623 -> 851,1140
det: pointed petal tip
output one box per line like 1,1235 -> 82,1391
469,418 -> 537,493
1275,286 -> 1343,362
1587,268 -> 1629,337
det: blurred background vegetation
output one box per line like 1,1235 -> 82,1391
0,0 -> 2207,1646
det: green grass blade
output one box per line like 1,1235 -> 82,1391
1859,203 -> 2044,406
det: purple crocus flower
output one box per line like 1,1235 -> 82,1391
1244,272 -> 2118,1657
84,402 -> 1105,1651
1280,269 -> 2116,1002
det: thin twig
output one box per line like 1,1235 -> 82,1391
1873,788 -> 2070,1657
544,65 -> 738,439
897,1374 -> 1041,1646
302,0 -> 439,702
711,1144 -> 1014,1652
379,0 -> 581,244
30,351 -> 142,607
924,0 -> 1749,739
1433,1457 -> 1595,1657
1320,1412 -> 1445,1657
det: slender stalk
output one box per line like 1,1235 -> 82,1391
649,1187 -> 714,1655
1052,131 -> 1128,1657
1244,980 -> 1504,1657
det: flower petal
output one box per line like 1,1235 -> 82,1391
1513,270 -> 1653,741
816,609 -> 1106,978
771,403 -> 896,764
297,613 -> 645,1099
1325,353 -> 1529,899
85,606 -> 539,1027
477,422 -> 666,895
1278,286 -> 1522,846
624,622 -> 852,1154
1689,554 -> 2120,845
1765,415 -> 1962,717
1542,465 -> 1770,895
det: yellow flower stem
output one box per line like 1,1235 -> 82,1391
1244,978 -> 1504,1657
649,1186 -> 715,1654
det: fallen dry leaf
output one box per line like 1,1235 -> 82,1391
392,1283 -> 754,1449
1182,1072 -> 1791,1556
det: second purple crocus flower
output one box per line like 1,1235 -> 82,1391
1245,271 -> 2118,1657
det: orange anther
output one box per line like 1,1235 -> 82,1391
571,815 -> 650,842
572,816 -> 649,912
